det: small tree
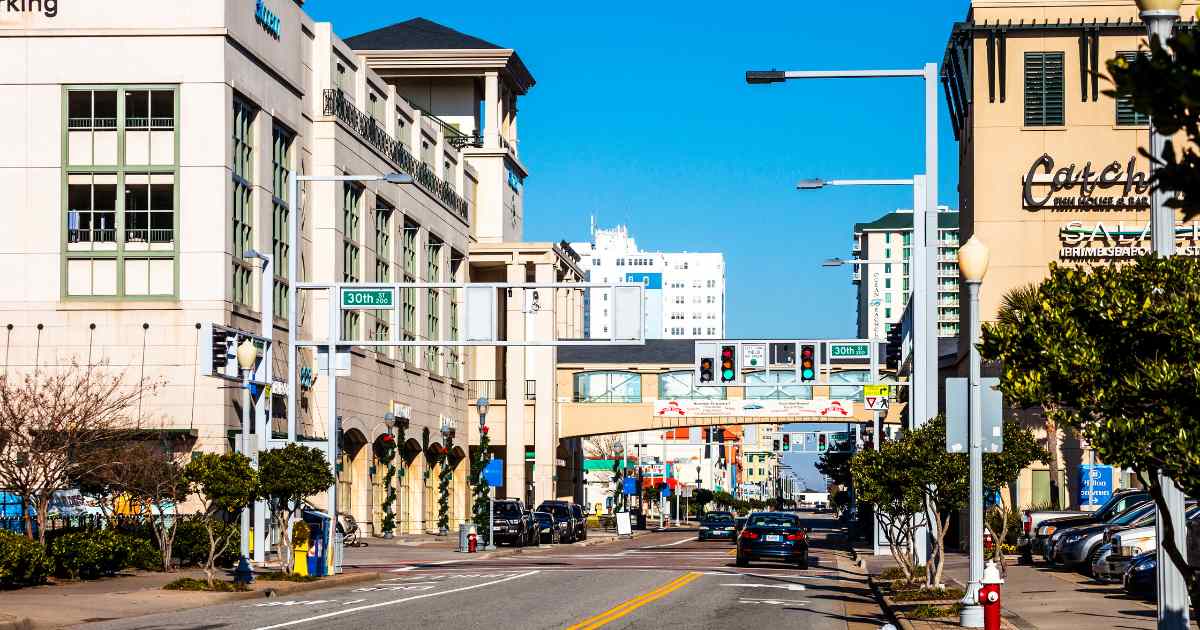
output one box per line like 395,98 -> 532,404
106,440 -> 191,572
0,362 -> 154,542
691,488 -> 714,515
851,440 -> 927,583
184,452 -> 256,587
258,444 -> 335,572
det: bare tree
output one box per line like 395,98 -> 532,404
98,440 -> 190,571
584,435 -> 624,461
0,362 -> 155,542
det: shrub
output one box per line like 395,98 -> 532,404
163,577 -> 247,592
879,565 -> 926,581
48,529 -> 133,579
0,531 -> 52,588
172,519 -> 239,568
123,534 -> 161,572
891,586 -> 966,602
907,603 -> 963,619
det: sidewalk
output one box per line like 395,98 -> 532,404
861,548 -> 1176,630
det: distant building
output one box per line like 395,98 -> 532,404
571,224 -> 725,340
852,209 -> 961,340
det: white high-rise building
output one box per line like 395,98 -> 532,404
572,224 -> 725,340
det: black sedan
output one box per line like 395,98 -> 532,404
736,512 -> 810,569
533,510 -> 569,544
698,513 -> 737,542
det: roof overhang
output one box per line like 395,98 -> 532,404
354,48 -> 535,94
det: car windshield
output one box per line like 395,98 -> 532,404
1111,503 -> 1156,526
748,514 -> 800,529
706,512 -> 733,520
1097,494 -> 1146,520
534,513 -> 552,523
703,516 -> 734,525
541,505 -> 570,518
496,503 -> 522,517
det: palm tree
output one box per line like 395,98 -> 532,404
994,283 -> 1062,508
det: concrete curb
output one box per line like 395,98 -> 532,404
233,571 -> 384,600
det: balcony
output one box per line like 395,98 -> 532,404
938,298 -> 960,307
466,379 -> 536,401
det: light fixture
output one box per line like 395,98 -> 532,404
475,397 -> 489,418
822,258 -> 845,267
745,70 -> 787,84
383,172 -> 414,185
957,236 -> 991,283
236,338 -> 258,371
1135,0 -> 1182,13
796,179 -> 827,190
384,411 -> 395,423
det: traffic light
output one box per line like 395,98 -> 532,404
782,433 -> 791,452
800,344 -> 817,382
699,356 -> 715,383
720,344 -> 737,383
773,439 -> 780,452
886,324 -> 902,370
818,433 -> 828,453
211,327 -> 230,369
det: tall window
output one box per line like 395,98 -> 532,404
65,86 -> 179,298
401,221 -> 419,364
1115,52 -> 1151,126
573,371 -> 641,403
373,199 -> 393,342
659,370 -> 725,400
232,98 -> 255,306
271,125 -> 293,318
1024,52 -> 1065,126
425,236 -> 443,373
448,251 -> 463,381
341,183 -> 362,339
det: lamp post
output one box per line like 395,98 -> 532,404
236,337 -> 258,560
956,236 -> 990,628
614,440 -> 625,511
476,397 -> 496,551
1133,3 -> 1190,629
243,249 -> 272,564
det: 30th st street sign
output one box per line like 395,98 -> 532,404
341,288 -> 396,309
829,343 -> 870,358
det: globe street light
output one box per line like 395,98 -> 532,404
956,236 -> 989,628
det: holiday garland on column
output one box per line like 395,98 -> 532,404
378,433 -> 398,536
437,429 -> 454,533
471,424 -> 491,541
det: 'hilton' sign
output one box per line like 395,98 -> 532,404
1022,154 -> 1151,211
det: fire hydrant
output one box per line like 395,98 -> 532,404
467,533 -> 478,553
979,560 -> 1004,630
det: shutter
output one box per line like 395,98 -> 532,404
1024,52 -> 1065,126
1115,52 -> 1150,126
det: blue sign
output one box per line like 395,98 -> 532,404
661,484 -> 671,498
623,477 -> 637,496
483,459 -> 504,488
255,0 -> 282,39
1079,464 -> 1114,508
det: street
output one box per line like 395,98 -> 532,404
78,514 -> 882,630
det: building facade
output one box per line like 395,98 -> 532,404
940,0 -> 1199,507
571,224 -> 726,340
852,208 -> 960,341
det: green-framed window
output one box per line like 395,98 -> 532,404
401,221 -> 418,364
271,124 -> 293,318
425,236 -> 442,374
342,183 -> 362,339
1024,52 -> 1065,127
64,86 -> 179,299
373,199 -> 393,342
232,98 -> 255,306
1115,52 -> 1151,127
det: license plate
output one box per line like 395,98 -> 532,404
765,534 -> 783,542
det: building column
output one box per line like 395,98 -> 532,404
532,263 -> 556,505
483,72 -> 500,150
504,261 -> 527,502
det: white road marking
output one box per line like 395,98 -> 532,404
642,536 -> 697,548
738,598 -> 811,606
723,583 -> 807,591
252,570 -> 539,630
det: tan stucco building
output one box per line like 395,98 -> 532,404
942,0 -> 1198,507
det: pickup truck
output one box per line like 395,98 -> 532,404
1019,489 -> 1150,563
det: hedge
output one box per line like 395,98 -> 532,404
48,529 -> 137,579
0,530 -> 52,588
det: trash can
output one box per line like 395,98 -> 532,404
300,508 -> 331,577
459,523 -> 477,552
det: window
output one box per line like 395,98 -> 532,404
401,221 -> 419,364
692,327 -> 701,335
65,86 -> 178,299
885,263 -> 892,274
341,183 -> 362,339
744,371 -> 812,400
885,293 -> 893,304
448,250 -> 463,381
231,98 -> 255,306
373,199 -> 393,342
574,371 -> 641,403
271,125 -> 293,318
659,370 -> 725,400
706,296 -> 717,304
426,236 -> 443,373
885,278 -> 892,289
367,89 -> 383,123
885,308 -> 892,318
1024,52 -> 1065,126
592,258 -> 600,266
335,61 -> 349,93
1115,52 -> 1151,126
395,112 -> 409,147
706,327 -> 716,335
706,279 -> 716,288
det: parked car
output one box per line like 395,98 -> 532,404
1090,542 -> 1118,582
570,503 -> 588,541
736,512 -> 811,569
537,501 -> 579,543
522,510 -> 541,546
1123,551 -> 1158,598
491,499 -> 533,547
1102,505 -> 1200,582
1052,501 -> 1157,571
1028,489 -> 1150,563
532,510 -> 568,544
698,512 -> 737,542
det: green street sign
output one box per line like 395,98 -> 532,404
829,343 -> 869,358
341,288 -> 395,309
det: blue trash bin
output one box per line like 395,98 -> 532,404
301,508 -> 331,577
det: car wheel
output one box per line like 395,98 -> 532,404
1083,544 -> 1103,576
736,555 -> 749,568
798,551 -> 810,570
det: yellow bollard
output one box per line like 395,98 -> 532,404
292,539 -> 309,576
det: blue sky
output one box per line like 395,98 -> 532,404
307,0 -> 966,489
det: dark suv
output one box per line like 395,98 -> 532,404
537,501 -> 584,543
492,499 -> 534,547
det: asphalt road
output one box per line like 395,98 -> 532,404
78,513 -> 882,630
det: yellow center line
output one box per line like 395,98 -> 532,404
565,572 -> 703,630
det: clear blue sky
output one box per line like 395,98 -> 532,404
307,0 -> 966,489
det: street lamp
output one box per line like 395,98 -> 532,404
956,236 -> 989,629
475,397 -> 496,550
439,419 -> 452,537
236,338 -> 258,559
242,249 -> 273,564
614,441 -> 626,511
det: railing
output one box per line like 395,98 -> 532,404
68,117 -> 117,130
0,513 -> 206,536
125,229 -> 174,244
573,392 -> 642,403
448,133 -> 484,150
525,380 -> 536,401
468,379 -> 506,401
68,228 -> 116,243
322,89 -> 469,225
125,116 -> 175,130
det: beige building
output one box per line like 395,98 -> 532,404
0,2 -> 582,537
942,0 -> 1198,507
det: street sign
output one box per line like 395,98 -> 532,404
1079,464 -> 1114,508
623,477 -> 637,496
341,288 -> 395,309
863,384 -> 890,398
829,342 -> 870,358
743,343 -> 766,369
483,459 -> 504,487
